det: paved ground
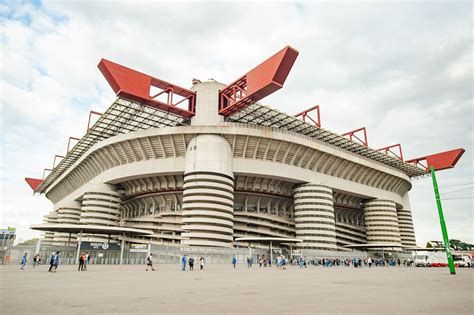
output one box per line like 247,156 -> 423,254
0,264 -> 473,314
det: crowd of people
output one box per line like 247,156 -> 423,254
19,251 -> 412,271
180,255 -> 206,271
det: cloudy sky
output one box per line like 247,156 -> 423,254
1,0 -> 472,245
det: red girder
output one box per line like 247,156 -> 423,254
294,105 -> 321,128
98,59 -> 196,118
219,46 -> 299,117
406,148 -> 465,171
25,178 -> 43,191
87,111 -> 103,131
377,144 -> 403,161
342,127 -> 368,147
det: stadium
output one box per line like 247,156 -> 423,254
26,46 -> 435,262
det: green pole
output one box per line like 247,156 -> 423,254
430,165 -> 456,275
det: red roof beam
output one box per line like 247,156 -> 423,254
24,178 -> 43,191
342,127 -> 368,147
406,148 -> 465,172
294,105 -> 321,128
98,59 -> 196,118
377,144 -> 403,161
87,111 -> 103,131
219,46 -> 299,117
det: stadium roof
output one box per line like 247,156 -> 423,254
34,96 -> 427,194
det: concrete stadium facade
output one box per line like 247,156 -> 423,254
34,80 -> 419,252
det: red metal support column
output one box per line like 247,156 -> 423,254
377,144 -> 404,161
342,127 -> 368,147
294,105 -> 321,128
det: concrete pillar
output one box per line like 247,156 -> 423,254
363,199 -> 402,249
397,209 -> 417,248
293,184 -> 337,250
181,134 -> 234,247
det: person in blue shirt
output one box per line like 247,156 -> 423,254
232,256 -> 237,269
181,255 -> 187,271
20,253 -> 27,270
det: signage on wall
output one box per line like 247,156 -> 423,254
130,244 -> 148,253
81,242 -> 121,250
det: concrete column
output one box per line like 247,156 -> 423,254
363,199 -> 402,249
293,184 -> 337,250
55,200 -> 82,245
397,209 -> 417,248
181,134 -> 234,247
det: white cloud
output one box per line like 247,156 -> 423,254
1,1 -> 472,245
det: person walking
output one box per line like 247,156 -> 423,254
189,256 -> 194,271
78,253 -> 85,272
48,252 -> 56,272
33,254 -> 40,268
52,252 -> 60,272
20,253 -> 27,270
199,257 -> 205,271
181,255 -> 187,271
146,254 -> 155,271
232,256 -> 237,269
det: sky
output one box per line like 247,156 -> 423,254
0,0 -> 472,246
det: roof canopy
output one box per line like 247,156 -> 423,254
30,224 -> 153,236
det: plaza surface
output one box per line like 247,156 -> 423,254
0,264 -> 472,314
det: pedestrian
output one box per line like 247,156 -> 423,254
199,256 -> 205,271
146,254 -> 155,271
52,252 -> 60,272
48,252 -> 56,272
189,256 -> 194,271
181,254 -> 187,271
232,256 -> 237,269
78,253 -> 85,272
20,253 -> 27,270
33,254 -> 40,268
84,252 -> 90,271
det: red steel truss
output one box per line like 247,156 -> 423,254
219,46 -> 299,117
406,148 -> 465,171
342,127 -> 368,147
294,105 -> 321,128
99,59 -> 196,118
24,178 -> 43,191
378,144 -> 403,161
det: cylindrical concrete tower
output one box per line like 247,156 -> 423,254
397,209 -> 417,247
190,81 -> 226,126
181,134 -> 234,247
79,183 -> 121,226
363,199 -> 402,247
293,184 -> 337,250
57,200 -> 82,224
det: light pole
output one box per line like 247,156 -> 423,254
407,148 -> 465,275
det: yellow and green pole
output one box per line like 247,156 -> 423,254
430,165 -> 456,275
